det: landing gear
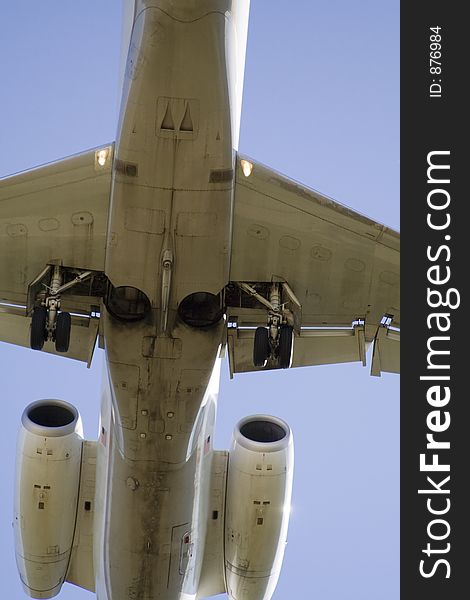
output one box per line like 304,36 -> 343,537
54,311 -> 71,353
253,326 -> 270,366
30,303 -> 72,353
253,323 -> 293,369
29,265 -> 90,353
237,282 -> 296,369
278,325 -> 294,369
30,307 -> 48,350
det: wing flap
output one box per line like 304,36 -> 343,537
0,307 -> 99,365
227,325 -> 367,377
371,326 -> 400,376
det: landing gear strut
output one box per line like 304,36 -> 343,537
29,265 -> 92,353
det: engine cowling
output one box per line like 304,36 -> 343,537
225,415 -> 294,600
14,400 -> 84,599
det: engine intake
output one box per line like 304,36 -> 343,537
24,400 -> 78,433
239,418 -> 287,443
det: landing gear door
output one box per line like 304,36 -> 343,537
27,264 -> 53,315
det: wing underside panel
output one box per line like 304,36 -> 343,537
0,145 -> 113,305
230,156 -> 400,329
227,156 -> 400,375
0,145 -> 113,363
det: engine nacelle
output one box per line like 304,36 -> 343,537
225,415 -> 294,600
14,400 -> 84,599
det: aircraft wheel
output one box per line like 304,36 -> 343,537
253,327 -> 270,367
30,307 -> 48,351
55,312 -> 71,353
278,325 -> 293,369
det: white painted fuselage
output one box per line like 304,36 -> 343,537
95,2 -> 249,599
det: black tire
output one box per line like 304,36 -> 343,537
30,306 -> 48,350
55,312 -> 71,353
253,327 -> 270,367
278,325 -> 293,369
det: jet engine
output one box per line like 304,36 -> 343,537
14,399 -> 84,599
224,415 -> 294,600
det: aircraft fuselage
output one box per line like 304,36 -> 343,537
94,2 -> 248,599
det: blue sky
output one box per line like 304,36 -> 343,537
0,2 -> 399,599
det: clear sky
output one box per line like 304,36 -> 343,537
0,2 -> 399,599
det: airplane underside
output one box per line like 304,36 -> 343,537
1,1 -> 400,599
14,3 -> 295,599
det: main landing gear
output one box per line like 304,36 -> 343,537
29,265 -> 92,353
31,306 -> 72,352
254,323 -> 293,369
237,282 -> 295,369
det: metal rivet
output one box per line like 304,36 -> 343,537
167,411 -> 174,418
140,433 -> 146,439
126,477 -> 139,491
141,409 -> 148,416
165,434 -> 172,440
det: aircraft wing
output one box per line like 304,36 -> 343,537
227,156 -> 400,377
0,145 -> 113,364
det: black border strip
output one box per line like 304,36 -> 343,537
401,3 -> 469,598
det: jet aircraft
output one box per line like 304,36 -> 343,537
0,2 -> 399,599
